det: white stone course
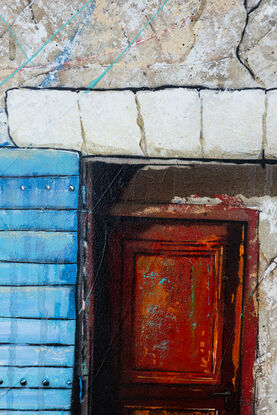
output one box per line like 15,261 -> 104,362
6,89 -> 83,150
78,90 -> 142,156
200,89 -> 266,159
136,88 -> 202,158
265,90 -> 277,159
6,87 -> 277,159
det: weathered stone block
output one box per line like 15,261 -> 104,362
6,89 -> 83,150
265,90 -> 277,158
78,91 -> 142,156
136,88 -> 202,157
201,89 -> 265,159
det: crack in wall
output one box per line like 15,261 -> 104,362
144,14 -> 172,65
181,0 -> 207,62
135,94 -> 148,156
236,0 -> 266,87
262,91 -> 268,158
0,0 -> 38,39
77,98 -> 89,155
26,0 -> 39,30
199,90 -> 205,158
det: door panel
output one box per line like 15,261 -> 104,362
125,408 -> 217,415
122,243 -> 224,384
98,219 -> 243,415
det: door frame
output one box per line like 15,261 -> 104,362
78,165 -> 259,415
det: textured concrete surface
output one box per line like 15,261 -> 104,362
265,90 -> 277,158
201,89 -> 265,158
136,88 -> 201,157
7,88 -> 83,149
0,0 -> 276,99
78,90 -> 142,155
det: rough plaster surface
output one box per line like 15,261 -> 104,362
136,88 -> 202,157
6,89 -> 83,149
78,90 -> 142,156
256,198 -> 277,414
201,89 -> 265,158
240,0 -> 277,88
0,110 -> 11,146
0,0 -> 276,101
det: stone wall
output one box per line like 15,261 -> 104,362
0,0 -> 276,92
5,87 -> 277,159
1,0 -> 277,413
0,0 -> 277,145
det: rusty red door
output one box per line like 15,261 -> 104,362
98,218 -> 244,415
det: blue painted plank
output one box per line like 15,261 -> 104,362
0,210 -> 77,231
0,345 -> 74,366
0,389 -> 72,409
0,232 -> 77,263
0,319 -> 76,345
0,367 -> 73,388
0,412 -> 70,415
0,176 -> 79,209
0,263 -> 77,285
0,287 -> 75,319
0,148 -> 79,176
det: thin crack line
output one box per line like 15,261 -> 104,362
0,0 -> 38,39
0,0 -> 94,88
236,0 -> 265,86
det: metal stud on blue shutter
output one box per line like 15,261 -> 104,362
0,148 -> 79,413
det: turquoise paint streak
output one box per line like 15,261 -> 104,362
41,1 -> 96,87
158,277 -> 167,285
0,0 -> 94,87
84,0 -> 171,91
0,15 -> 28,58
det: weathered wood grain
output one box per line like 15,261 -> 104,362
0,210 -> 77,231
0,367 -> 73,388
0,176 -> 79,209
0,345 -> 74,367
0,149 -> 79,176
0,287 -> 75,319
0,389 -> 72,409
0,263 -> 77,286
0,231 -> 77,263
0,319 -> 76,345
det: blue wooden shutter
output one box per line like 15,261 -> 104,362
0,148 -> 79,413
